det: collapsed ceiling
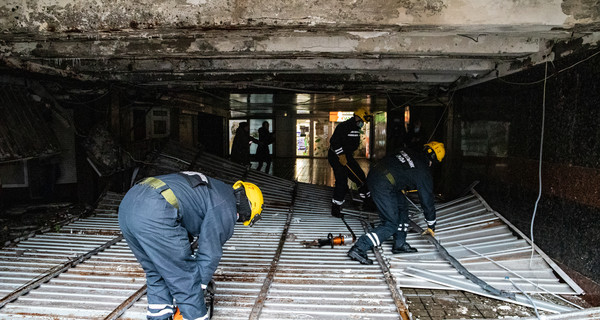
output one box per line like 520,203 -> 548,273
0,0 -> 600,107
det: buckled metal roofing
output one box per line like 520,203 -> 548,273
0,150 -> 594,319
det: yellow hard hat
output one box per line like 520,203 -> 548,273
354,108 -> 373,123
232,181 -> 264,226
424,141 -> 445,163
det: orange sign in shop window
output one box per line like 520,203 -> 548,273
329,111 -> 354,122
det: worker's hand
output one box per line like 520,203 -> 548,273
421,228 -> 435,237
338,154 -> 348,166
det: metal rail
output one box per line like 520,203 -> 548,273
0,234 -> 123,308
361,220 -> 412,320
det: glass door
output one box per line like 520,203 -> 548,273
296,119 -> 311,156
313,119 -> 332,157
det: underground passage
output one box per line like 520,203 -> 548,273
1,1 -> 600,319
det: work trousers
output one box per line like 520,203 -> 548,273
119,184 -> 207,320
327,149 -> 368,204
354,168 -> 409,252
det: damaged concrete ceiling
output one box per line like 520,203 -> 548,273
1,0 -> 600,101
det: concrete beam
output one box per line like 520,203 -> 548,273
1,0 -> 592,33
0,29 -> 563,57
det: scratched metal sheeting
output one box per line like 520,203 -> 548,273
0,240 -> 144,319
206,205 -> 288,320
0,151 -> 584,319
257,182 -> 399,320
0,192 -> 128,319
387,191 -> 583,295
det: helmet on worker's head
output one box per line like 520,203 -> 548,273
354,108 -> 373,123
423,141 -> 445,163
232,181 -> 264,227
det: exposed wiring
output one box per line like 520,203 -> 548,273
506,276 -> 541,319
530,60 -> 548,264
459,243 -> 583,309
426,89 -> 455,143
498,49 -> 600,86
385,92 -> 430,112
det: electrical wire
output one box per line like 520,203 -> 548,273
459,243 -> 583,309
498,49 -> 600,86
506,276 -> 541,319
530,61 -> 548,264
427,89 -> 455,143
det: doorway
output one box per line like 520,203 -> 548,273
295,115 -> 370,158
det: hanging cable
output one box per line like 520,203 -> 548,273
498,49 -> 600,86
506,276 -> 541,319
459,243 -> 583,309
427,89 -> 455,143
530,60 -> 548,264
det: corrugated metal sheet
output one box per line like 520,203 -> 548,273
0,86 -> 61,163
0,150 -> 586,319
388,191 -> 583,296
0,192 -> 129,319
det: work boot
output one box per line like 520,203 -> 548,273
347,245 -> 373,265
331,203 -> 343,218
392,243 -> 418,254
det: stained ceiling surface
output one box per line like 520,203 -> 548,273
0,0 -> 599,107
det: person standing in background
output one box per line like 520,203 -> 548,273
230,122 -> 258,166
256,121 -> 274,173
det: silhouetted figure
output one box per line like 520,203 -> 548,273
256,121 -> 274,173
230,122 -> 257,166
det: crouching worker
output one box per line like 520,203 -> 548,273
347,142 -> 445,265
118,171 -> 263,319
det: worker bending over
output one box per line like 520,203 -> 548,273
119,171 -> 263,320
328,108 -> 373,218
347,142 -> 445,265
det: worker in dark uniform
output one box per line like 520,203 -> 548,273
231,122 -> 258,166
347,142 -> 445,265
256,121 -> 274,173
328,108 -> 373,218
119,172 -> 263,320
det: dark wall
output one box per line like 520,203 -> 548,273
198,113 -> 225,157
450,50 -> 600,283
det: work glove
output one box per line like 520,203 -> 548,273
421,228 -> 435,237
174,307 -> 183,320
203,279 -> 216,296
338,154 -> 348,166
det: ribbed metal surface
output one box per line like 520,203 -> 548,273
0,191 -> 128,319
388,191 -> 583,295
0,151 -> 585,319
257,183 -> 400,320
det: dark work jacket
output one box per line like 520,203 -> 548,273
153,172 -> 237,285
255,127 -> 273,162
230,127 -> 256,165
372,148 -> 436,222
329,118 -> 361,156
